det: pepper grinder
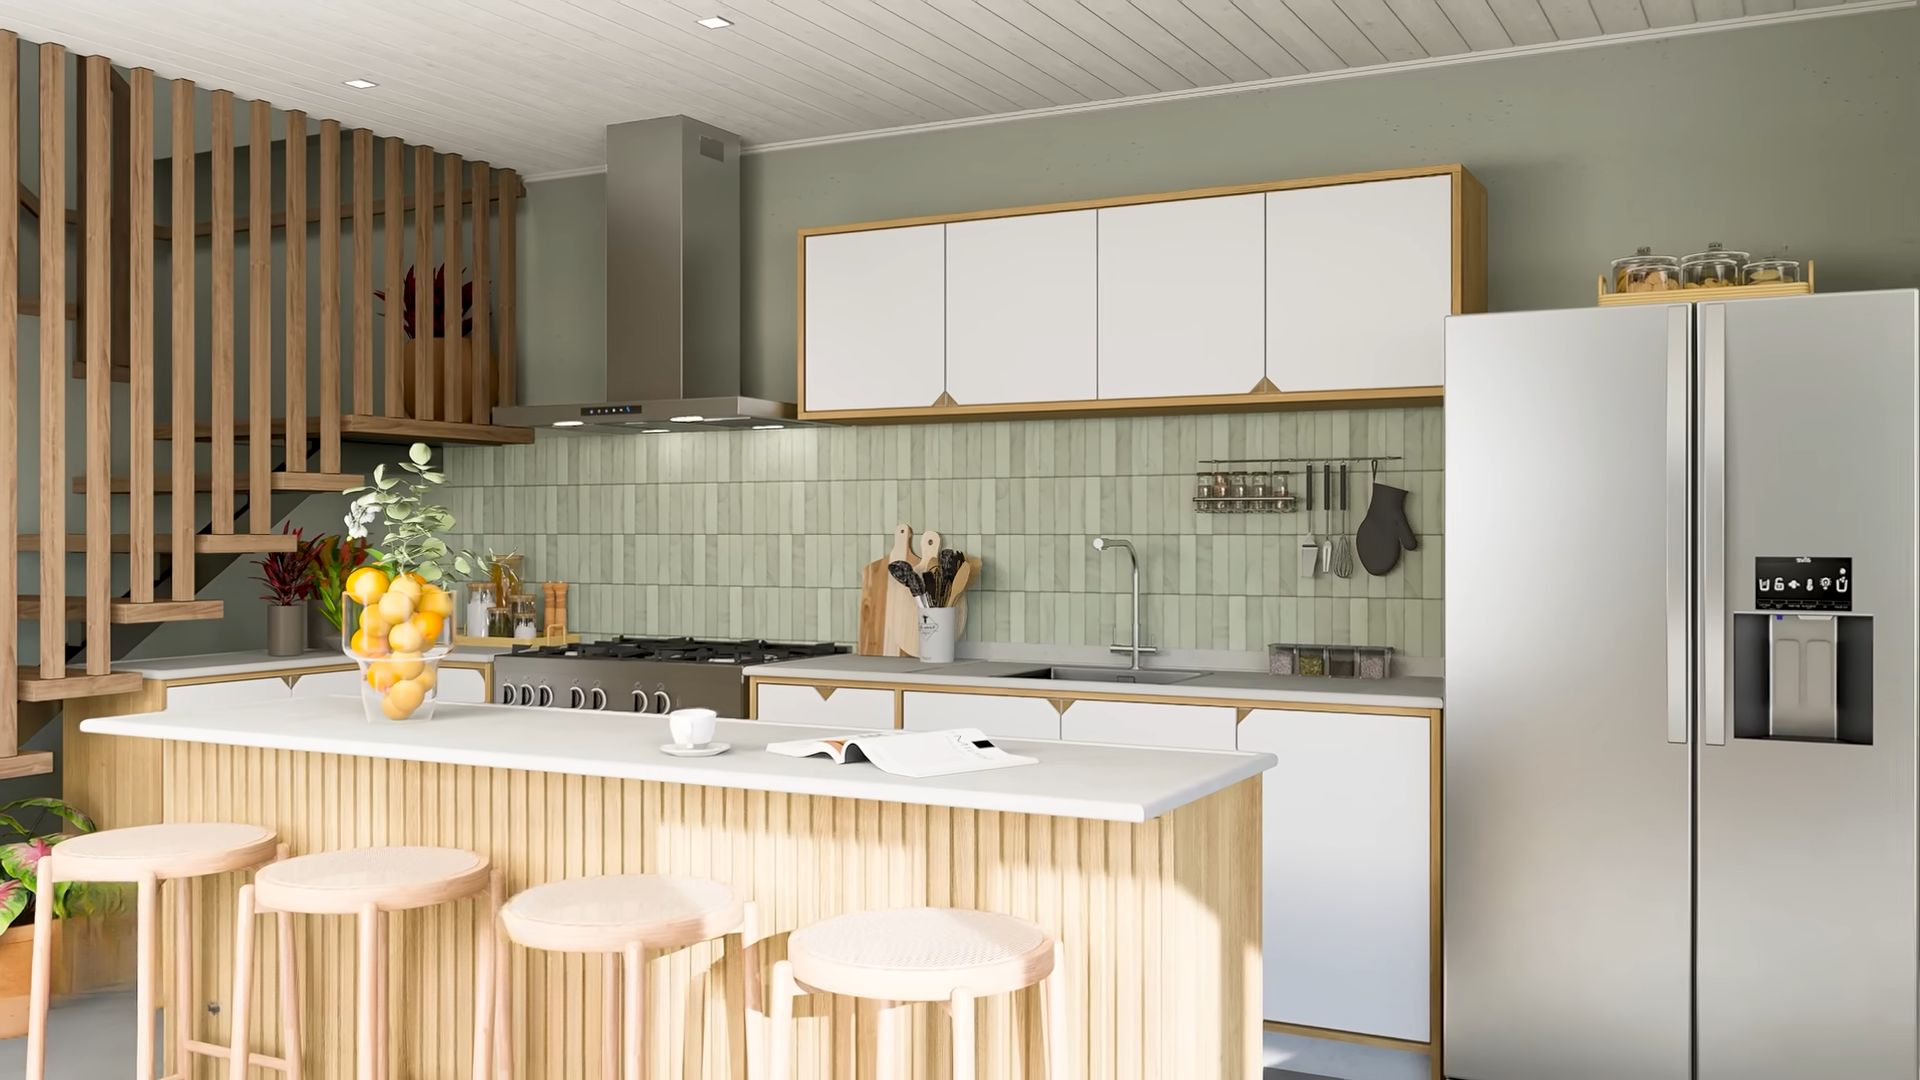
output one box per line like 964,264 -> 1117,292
545,582 -> 569,639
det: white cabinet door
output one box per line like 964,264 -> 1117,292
802,224 -> 946,413
288,668 -> 367,698
1096,194 -> 1265,400
1266,176 -> 1452,392
1059,698 -> 1238,750
168,677 -> 292,710
901,691 -> 1061,741
1238,708 -> 1432,1041
945,210 -> 1097,406
754,682 -> 896,730
438,667 -> 489,704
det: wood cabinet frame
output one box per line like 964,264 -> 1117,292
796,163 -> 1486,422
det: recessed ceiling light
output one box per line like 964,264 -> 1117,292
752,424 -> 784,430
552,419 -> 585,428
640,428 -> 670,434
343,78 -> 379,89
669,415 -> 706,423
697,15 -> 734,28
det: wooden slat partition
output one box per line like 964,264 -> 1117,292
169,79 -> 196,600
37,42 -> 66,678
0,30 -> 18,751
471,162 -> 491,425
127,69 -> 155,603
248,99 -> 271,532
284,112 -> 308,473
353,129 -> 373,415
209,90 -> 236,534
499,171 -> 518,407
318,120 -> 342,473
382,138 -> 404,418
442,152 -> 463,422
413,146 -> 434,420
82,57 -> 110,676
108,72 -> 129,377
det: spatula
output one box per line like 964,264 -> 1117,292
1298,464 -> 1321,579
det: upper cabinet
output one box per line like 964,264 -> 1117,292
1266,176 -> 1454,392
946,210 -> 1098,407
801,223 -> 946,413
797,165 -> 1484,421
1096,194 -> 1266,401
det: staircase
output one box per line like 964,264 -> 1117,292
0,30 -> 533,777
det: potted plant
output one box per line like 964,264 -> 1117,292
305,533 -> 370,651
251,524 -> 317,657
0,797 -> 102,1039
376,264 -> 491,417
342,443 -> 479,722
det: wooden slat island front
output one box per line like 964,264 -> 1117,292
80,699 -> 1269,1079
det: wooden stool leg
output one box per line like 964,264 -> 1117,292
373,913 -> 389,1080
949,989 -> 976,1080
603,953 -> 620,1079
173,876 -> 194,1078
875,1000 -> 903,1080
226,885 -> 258,1080
768,960 -> 796,1080
622,943 -> 646,1080
24,854 -> 59,1080
278,909 -> 303,1080
136,873 -> 159,1079
356,904 -> 380,1080
1042,943 -> 1066,1080
494,910 -> 510,1080
739,902 -> 763,1080
472,871 -> 500,1080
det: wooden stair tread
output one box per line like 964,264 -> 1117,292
17,597 -> 224,624
155,414 -> 533,447
18,532 -> 298,554
17,667 -> 144,702
73,471 -> 363,494
0,752 -> 54,780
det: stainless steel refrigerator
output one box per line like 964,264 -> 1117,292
1444,290 -> 1919,1080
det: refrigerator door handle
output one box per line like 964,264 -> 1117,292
1666,306 -> 1691,745
1700,303 -> 1728,746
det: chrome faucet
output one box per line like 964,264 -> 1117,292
1092,536 -> 1155,670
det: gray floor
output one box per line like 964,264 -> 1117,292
3,991 -> 1436,1078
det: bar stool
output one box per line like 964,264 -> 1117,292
768,907 -> 1065,1080
25,822 -> 289,1080
498,873 -> 762,1080
230,845 -> 503,1080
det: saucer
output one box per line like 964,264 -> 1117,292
660,742 -> 730,758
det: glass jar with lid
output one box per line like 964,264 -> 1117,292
1743,258 -> 1802,286
1611,247 -> 1681,294
1681,243 -> 1748,289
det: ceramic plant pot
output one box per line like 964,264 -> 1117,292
266,603 -> 307,657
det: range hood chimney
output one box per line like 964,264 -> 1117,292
493,116 -> 809,433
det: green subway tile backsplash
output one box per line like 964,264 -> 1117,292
440,407 -> 1445,657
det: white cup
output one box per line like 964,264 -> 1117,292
668,707 -> 718,749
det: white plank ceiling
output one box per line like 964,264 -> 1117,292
0,0 -> 1889,176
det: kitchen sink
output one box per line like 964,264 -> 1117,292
1008,665 -> 1207,685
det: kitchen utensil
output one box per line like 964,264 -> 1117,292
916,530 -> 941,570
889,560 -> 930,608
1335,464 -> 1354,578
856,557 -> 890,655
937,548 -> 964,605
1357,477 -> 1419,575
1298,464 -> 1321,579
945,556 -> 981,637
879,524 -> 917,656
1319,464 -> 1335,573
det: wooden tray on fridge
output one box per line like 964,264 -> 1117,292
1597,261 -> 1814,307
453,632 -> 580,649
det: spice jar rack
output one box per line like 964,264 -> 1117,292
1194,456 -> 1402,515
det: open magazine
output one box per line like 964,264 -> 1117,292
765,727 -> 1037,779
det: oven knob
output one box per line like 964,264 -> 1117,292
590,686 -> 608,711
497,682 -> 516,705
631,687 -> 649,714
535,685 -> 554,709
516,683 -> 534,707
653,688 -> 673,714
568,686 -> 586,710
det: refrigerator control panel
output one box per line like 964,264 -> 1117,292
1755,555 -> 1852,612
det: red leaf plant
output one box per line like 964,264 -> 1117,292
374,263 -> 474,339
253,523 -> 318,606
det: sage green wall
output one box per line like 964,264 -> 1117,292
501,10 -> 1919,403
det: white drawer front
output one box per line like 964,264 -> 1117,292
1059,698 -> 1239,751
168,677 -> 293,709
901,691 -> 1061,741
755,683 -> 896,730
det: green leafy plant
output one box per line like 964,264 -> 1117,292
307,533 -> 371,631
343,442 -> 478,585
0,797 -> 103,935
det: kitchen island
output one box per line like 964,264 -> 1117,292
80,698 -> 1271,1079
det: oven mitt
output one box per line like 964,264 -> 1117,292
1356,483 -> 1418,575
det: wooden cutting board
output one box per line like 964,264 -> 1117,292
857,524 -> 915,656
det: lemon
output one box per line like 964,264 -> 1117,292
411,667 -> 438,692
389,573 -> 425,601
366,662 -> 404,691
376,591 -> 415,624
409,611 -> 444,644
345,566 -> 390,605
419,586 -> 455,617
387,621 -> 425,654
382,679 -> 427,719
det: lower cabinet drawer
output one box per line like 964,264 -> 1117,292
901,691 -> 1061,741
438,666 -> 489,704
753,682 -> 896,730
1058,698 -> 1239,751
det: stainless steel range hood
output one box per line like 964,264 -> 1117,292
493,116 -> 813,433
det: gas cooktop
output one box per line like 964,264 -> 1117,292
507,636 -> 846,666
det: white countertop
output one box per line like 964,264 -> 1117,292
749,656 -> 1445,710
113,648 -> 507,681
80,697 -> 1275,823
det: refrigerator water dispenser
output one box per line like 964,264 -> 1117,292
1733,612 -> 1873,744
